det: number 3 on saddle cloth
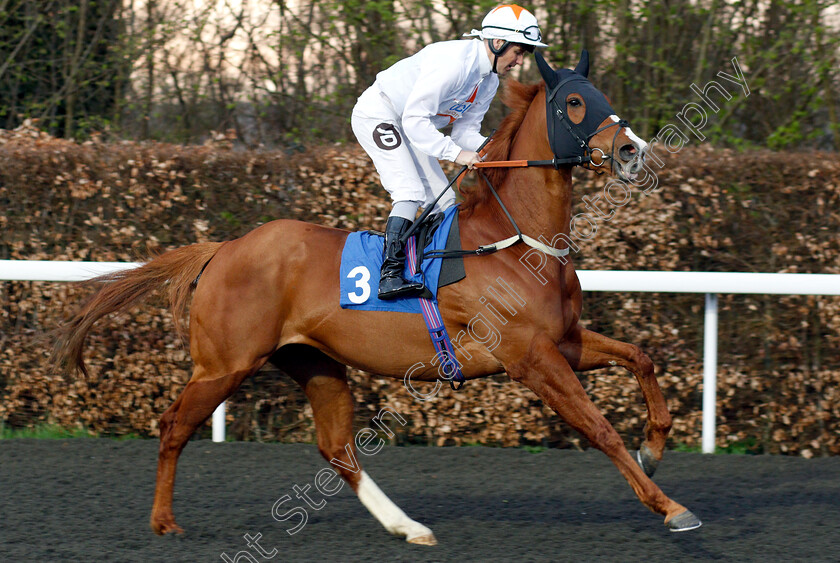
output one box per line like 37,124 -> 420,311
339,205 -> 467,388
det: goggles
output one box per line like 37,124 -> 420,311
482,24 -> 542,42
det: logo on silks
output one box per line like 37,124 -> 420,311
373,123 -> 402,150
437,101 -> 473,122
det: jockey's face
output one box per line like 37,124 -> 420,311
493,41 -> 528,76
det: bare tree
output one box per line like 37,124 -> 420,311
3,0 -> 837,150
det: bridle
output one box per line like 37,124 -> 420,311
456,77 -> 631,174
542,74 -> 630,174
403,70 -> 635,259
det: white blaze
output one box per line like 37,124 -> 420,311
610,114 -> 648,152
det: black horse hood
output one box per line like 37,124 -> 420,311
536,50 -> 618,163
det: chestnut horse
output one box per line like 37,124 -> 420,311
53,52 -> 700,544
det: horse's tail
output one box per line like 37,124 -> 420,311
52,241 -> 224,376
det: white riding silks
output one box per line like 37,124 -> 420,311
351,39 -> 497,209
354,39 -> 498,162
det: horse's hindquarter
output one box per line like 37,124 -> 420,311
188,219 -> 344,371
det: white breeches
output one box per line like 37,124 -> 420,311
351,86 -> 456,215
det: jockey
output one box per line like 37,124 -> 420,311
351,4 -> 547,300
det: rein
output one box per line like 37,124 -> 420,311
408,73 -> 630,262
425,110 -> 629,261
424,168 -> 570,260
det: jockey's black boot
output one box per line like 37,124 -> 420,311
378,216 -> 425,300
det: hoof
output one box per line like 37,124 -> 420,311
667,510 -> 702,532
636,444 -> 660,478
407,533 -> 438,546
150,519 -> 185,536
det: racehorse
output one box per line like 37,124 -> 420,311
53,51 -> 701,544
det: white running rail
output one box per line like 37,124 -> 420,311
3,260 -> 839,451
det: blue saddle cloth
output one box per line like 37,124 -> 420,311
340,206 -> 459,314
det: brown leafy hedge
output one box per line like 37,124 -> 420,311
1,123 -> 839,456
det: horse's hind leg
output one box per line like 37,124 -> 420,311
150,365 -> 256,534
558,326 -> 670,477
509,333 -> 700,531
275,345 -> 437,545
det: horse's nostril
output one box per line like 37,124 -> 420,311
618,144 -> 636,161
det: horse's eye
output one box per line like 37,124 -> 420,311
568,98 -> 582,107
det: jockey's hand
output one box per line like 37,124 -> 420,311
455,150 -> 481,169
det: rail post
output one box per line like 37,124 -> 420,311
212,402 -> 226,442
702,292 -> 718,453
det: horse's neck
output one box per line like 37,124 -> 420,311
494,102 -> 574,240
496,165 -> 573,240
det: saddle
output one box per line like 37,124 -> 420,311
339,205 -> 465,314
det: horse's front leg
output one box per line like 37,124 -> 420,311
507,333 -> 700,531
557,325 -> 671,477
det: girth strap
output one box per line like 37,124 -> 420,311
475,232 -> 570,258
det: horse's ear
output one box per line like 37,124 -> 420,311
574,49 -> 590,78
534,50 -> 559,90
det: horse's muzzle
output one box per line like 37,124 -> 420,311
618,138 -> 648,181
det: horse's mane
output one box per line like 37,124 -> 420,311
459,79 -> 543,217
